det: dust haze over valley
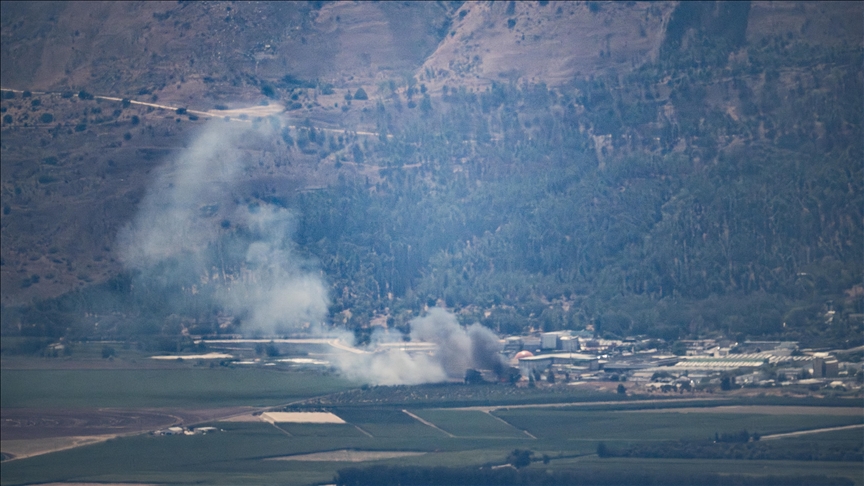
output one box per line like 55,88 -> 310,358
1,1 -> 863,485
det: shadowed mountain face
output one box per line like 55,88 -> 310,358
1,1 -> 861,348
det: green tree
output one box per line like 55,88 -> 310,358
597,442 -> 609,457
506,449 -> 533,468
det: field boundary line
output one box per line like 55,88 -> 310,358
402,410 -> 455,438
353,425 -> 374,438
259,414 -> 293,437
760,423 -> 864,440
485,410 -> 536,439
268,423 -> 294,437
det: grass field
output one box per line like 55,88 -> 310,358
409,409 -> 528,438
493,408 -> 864,443
4,405 -> 862,486
0,419 -> 523,485
544,456 -> 864,485
332,408 -> 451,439
1,366 -> 862,486
1,368 -> 352,408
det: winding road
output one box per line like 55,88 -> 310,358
0,86 -> 388,138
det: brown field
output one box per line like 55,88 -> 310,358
1,407 -> 255,440
262,412 -> 345,424
1,406 -> 253,460
1,408 -> 181,440
219,411 -> 346,424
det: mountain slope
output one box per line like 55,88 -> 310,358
1,1 -> 861,348
419,1 -> 674,90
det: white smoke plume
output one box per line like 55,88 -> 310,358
117,118 -> 504,383
335,308 -> 507,385
118,123 -> 244,266
117,120 -> 328,335
216,204 -> 329,334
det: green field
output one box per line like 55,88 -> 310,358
1,368 -> 352,408
275,422 -> 368,438
331,408 -> 450,439
492,408 -> 864,443
0,418 -> 520,485
3,405 -> 862,485
410,409 -> 528,438
542,456 -> 864,485
1,366 -> 862,486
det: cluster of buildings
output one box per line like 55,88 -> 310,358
505,332 -> 862,393
152,426 -> 220,436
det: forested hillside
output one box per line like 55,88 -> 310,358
292,30 -> 863,347
1,1 -> 861,351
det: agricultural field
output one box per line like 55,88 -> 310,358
2,361 -> 861,485
1,367 -> 351,409
492,407 -> 864,444
408,409 -> 528,438
0,360 -> 355,469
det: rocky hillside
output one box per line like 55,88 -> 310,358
1,1 -> 861,348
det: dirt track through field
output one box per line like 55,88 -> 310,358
485,411 -> 536,439
402,410 -> 455,437
760,423 -> 864,440
266,449 -> 425,462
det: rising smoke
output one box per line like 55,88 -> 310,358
117,119 -> 328,335
117,118 -> 505,385
336,307 -> 507,385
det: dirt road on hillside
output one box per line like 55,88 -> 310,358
0,87 -> 388,138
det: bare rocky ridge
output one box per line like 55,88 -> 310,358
418,1 -> 675,91
0,1 -> 452,104
3,2 -> 860,98
745,1 -> 862,46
